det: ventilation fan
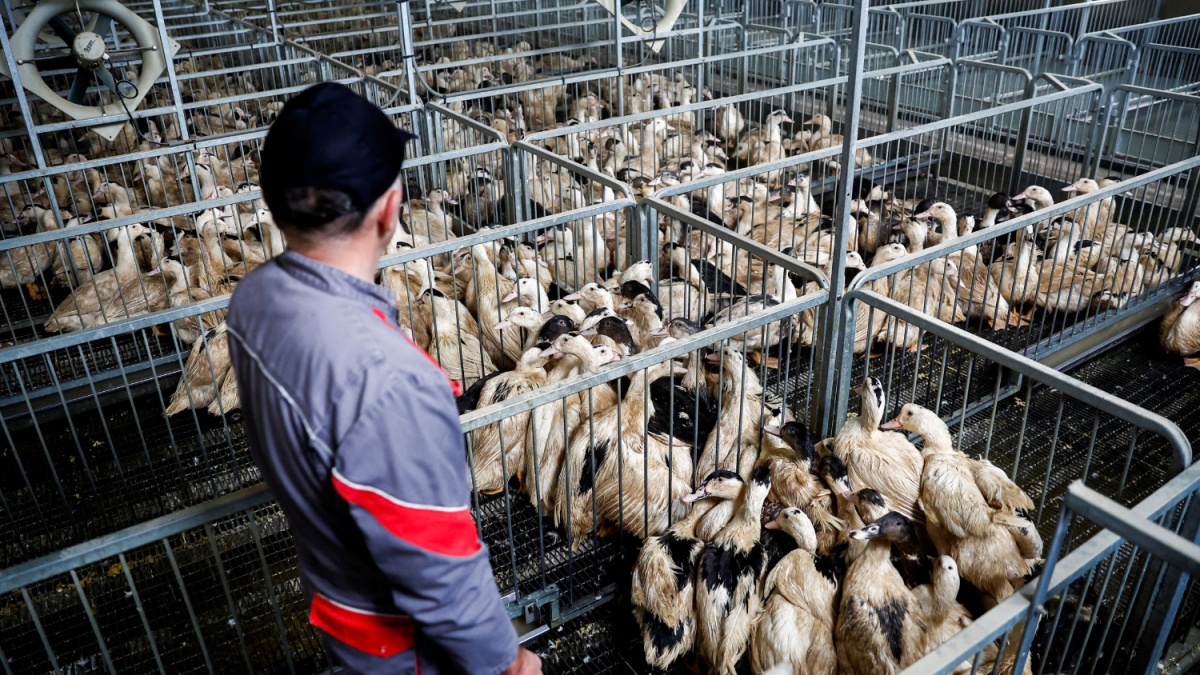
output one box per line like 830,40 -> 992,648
0,0 -> 181,141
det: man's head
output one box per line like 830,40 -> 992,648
260,82 -> 415,251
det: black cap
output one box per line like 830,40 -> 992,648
260,82 -> 416,227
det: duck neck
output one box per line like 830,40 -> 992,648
912,413 -> 954,453
672,497 -> 717,537
930,575 -> 959,623
860,391 -> 884,431
113,231 -> 140,279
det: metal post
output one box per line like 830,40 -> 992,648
1127,496 -> 1200,675
814,0 -> 869,437
0,5 -> 61,221
397,0 -> 420,106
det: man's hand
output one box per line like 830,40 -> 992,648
501,647 -> 542,675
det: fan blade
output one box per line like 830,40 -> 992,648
47,16 -> 77,44
94,66 -> 121,99
87,13 -> 114,37
67,68 -> 94,104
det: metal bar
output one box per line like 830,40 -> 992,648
119,552 -> 168,673
0,484 -> 272,595
640,197 -> 829,285
70,569 -> 119,675
163,539 -> 216,675
817,0 -> 870,436
1064,483 -> 1200,578
460,291 -> 826,431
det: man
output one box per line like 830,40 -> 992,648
227,82 -> 540,675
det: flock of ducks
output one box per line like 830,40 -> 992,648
631,379 -> 1041,675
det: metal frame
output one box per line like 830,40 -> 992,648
2,0 -> 1199,671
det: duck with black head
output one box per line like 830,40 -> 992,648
751,506 -> 839,675
696,465 -> 773,675
838,512 -> 931,675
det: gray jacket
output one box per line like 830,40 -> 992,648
227,250 -> 516,675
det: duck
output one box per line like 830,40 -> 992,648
761,422 -> 846,542
695,465 -> 772,675
815,454 -> 859,556
44,223 -> 148,333
838,511 -> 929,675
714,102 -> 745,146
801,251 -> 867,348
420,288 -> 496,389
632,480 -> 739,671
469,346 -> 551,494
98,258 -> 188,324
883,403 -> 1040,605
492,306 -> 547,353
887,257 -> 965,350
50,215 -> 106,289
543,298 -> 587,325
833,377 -> 924,524
698,347 -> 768,483
1011,185 -> 1054,212
563,282 -> 615,313
593,360 -> 696,540
751,507 -> 839,675
918,203 -> 1020,330
0,226 -> 56,290
913,556 -> 976,675
584,315 -> 639,357
165,323 -> 232,416
406,189 -> 459,243
468,243 -> 524,369
617,284 -> 665,350
1036,219 -> 1103,314
804,113 -> 873,169
532,333 -> 620,514
989,227 -> 1040,310
1160,280 -> 1200,370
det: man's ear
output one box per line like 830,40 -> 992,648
375,187 -> 404,241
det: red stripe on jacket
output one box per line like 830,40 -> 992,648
332,471 -> 482,557
309,591 -> 415,657
372,308 -> 462,396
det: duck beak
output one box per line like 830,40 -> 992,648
682,486 -> 709,503
1011,190 -> 1029,201
609,352 -> 622,363
879,416 -> 903,430
848,529 -> 871,540
540,346 -> 559,357
913,210 -> 931,219
1062,184 -> 1079,193
673,365 -> 688,376
704,352 -> 722,363
580,328 -> 598,336
541,310 -> 556,319
444,196 -> 458,205
502,290 -> 519,302
647,177 -> 663,186
563,292 -> 582,301
763,424 -> 781,437
493,319 -> 514,330
1181,289 -> 1199,307
768,192 -> 781,203
648,326 -> 670,336
764,519 -> 780,530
